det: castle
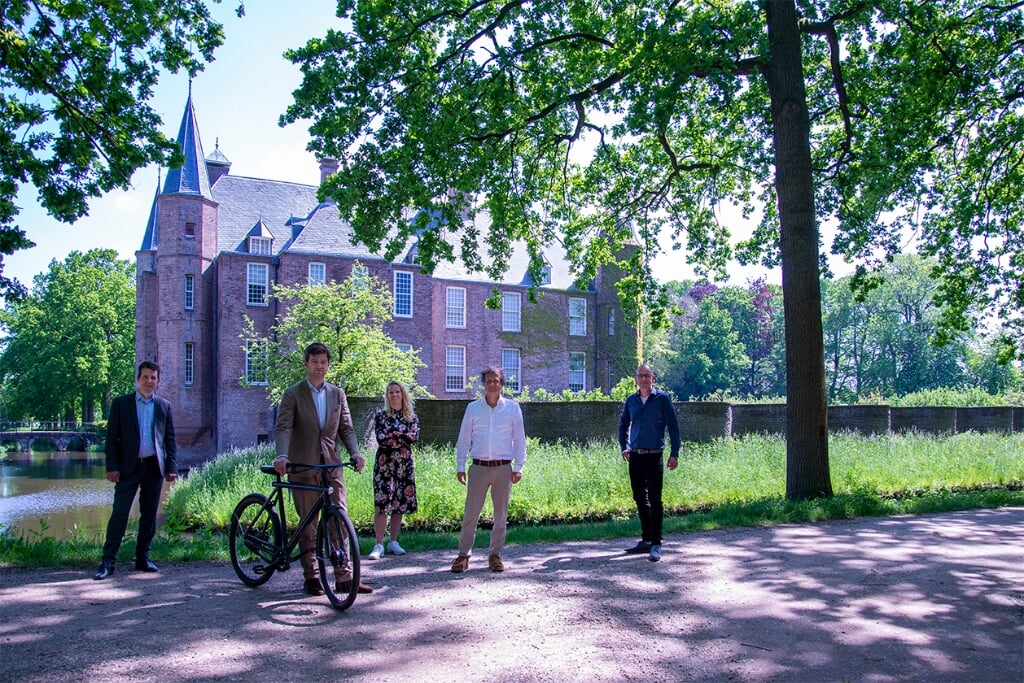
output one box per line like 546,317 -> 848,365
135,96 -> 636,463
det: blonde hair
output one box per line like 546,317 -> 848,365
384,381 -> 415,422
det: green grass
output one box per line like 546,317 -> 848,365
2,432 -> 1022,567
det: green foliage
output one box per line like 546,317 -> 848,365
281,0 -> 1024,500
0,1 -> 234,300
885,388 -> 1021,408
516,386 -> 613,402
660,296 -> 750,400
4,432 -> 1022,566
163,445 -> 281,529
654,258 -> 1023,404
283,1 -> 1022,354
610,377 -> 637,402
0,249 -> 135,420
164,433 -> 1023,535
239,265 -> 426,402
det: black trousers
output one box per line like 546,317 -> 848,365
628,452 -> 664,545
102,456 -> 164,562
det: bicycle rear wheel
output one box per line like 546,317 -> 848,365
317,507 -> 360,610
229,493 -> 283,587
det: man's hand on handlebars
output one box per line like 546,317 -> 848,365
273,455 -> 289,476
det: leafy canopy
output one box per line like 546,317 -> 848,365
240,265 -> 426,405
0,1 -> 240,300
0,249 -> 135,420
283,0 -> 1023,354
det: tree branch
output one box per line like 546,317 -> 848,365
799,16 -> 855,161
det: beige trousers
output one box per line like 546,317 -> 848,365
457,463 -> 513,557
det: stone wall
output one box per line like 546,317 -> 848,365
347,398 -> 1021,446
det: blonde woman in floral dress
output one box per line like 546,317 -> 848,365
368,381 -> 419,559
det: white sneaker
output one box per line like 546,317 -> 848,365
368,543 -> 384,560
387,540 -> 406,555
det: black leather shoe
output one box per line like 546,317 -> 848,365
94,560 -> 115,580
304,578 -> 325,596
135,556 -> 159,572
624,540 -> 652,554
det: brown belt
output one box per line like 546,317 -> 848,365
472,458 -> 511,467
631,449 -> 663,455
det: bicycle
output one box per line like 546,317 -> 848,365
228,461 -> 361,611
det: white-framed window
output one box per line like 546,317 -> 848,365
245,339 -> 269,386
569,352 -> 586,392
502,348 -> 521,393
247,263 -> 269,306
395,342 -> 413,354
445,345 -> 466,392
608,308 -> 615,336
394,271 -> 413,317
569,297 -> 587,336
184,343 -> 194,386
502,291 -> 521,332
249,237 -> 271,255
184,274 -> 194,310
308,262 -> 326,286
446,287 -> 466,328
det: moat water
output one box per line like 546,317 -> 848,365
0,451 -> 171,539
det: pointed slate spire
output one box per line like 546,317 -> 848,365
162,89 -> 212,198
139,169 -> 162,251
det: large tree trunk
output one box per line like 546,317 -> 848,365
764,0 -> 833,499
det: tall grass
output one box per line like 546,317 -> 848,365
3,431 -> 1021,567
165,431 -> 1023,533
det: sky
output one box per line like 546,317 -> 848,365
5,1 -> 795,293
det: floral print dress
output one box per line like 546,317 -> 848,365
372,408 -> 419,515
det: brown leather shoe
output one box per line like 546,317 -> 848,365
488,554 -> 505,572
336,580 -> 374,594
303,578 -> 325,596
451,554 -> 470,573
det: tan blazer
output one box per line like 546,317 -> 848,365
274,380 -> 360,474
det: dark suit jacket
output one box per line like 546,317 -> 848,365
105,392 -> 178,478
274,380 -> 360,472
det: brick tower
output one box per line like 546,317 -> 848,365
136,93 -> 220,463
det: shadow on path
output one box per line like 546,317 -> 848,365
1,507 -> 1022,682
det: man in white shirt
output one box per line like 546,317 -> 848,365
451,365 -> 527,573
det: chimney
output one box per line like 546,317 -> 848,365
319,157 -> 339,185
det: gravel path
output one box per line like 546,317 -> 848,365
2,507 -> 1022,682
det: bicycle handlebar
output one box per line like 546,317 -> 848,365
259,460 -> 358,477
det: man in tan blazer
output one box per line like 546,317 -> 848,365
273,342 -> 372,595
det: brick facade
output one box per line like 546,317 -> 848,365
135,96 -> 636,465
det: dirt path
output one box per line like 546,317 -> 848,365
2,507 -> 1022,682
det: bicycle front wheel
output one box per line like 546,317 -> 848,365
317,507 -> 361,611
229,493 -> 283,587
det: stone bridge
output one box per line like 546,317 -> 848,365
0,427 -> 102,452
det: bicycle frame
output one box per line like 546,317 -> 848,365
264,463 -> 345,570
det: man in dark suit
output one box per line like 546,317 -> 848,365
94,361 -> 178,579
273,342 -> 372,595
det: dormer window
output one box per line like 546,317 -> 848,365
249,237 -> 271,255
540,265 -> 552,285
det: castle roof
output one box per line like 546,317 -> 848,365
161,93 -> 212,198
146,95 -> 589,292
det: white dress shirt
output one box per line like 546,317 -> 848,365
456,396 -> 527,473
